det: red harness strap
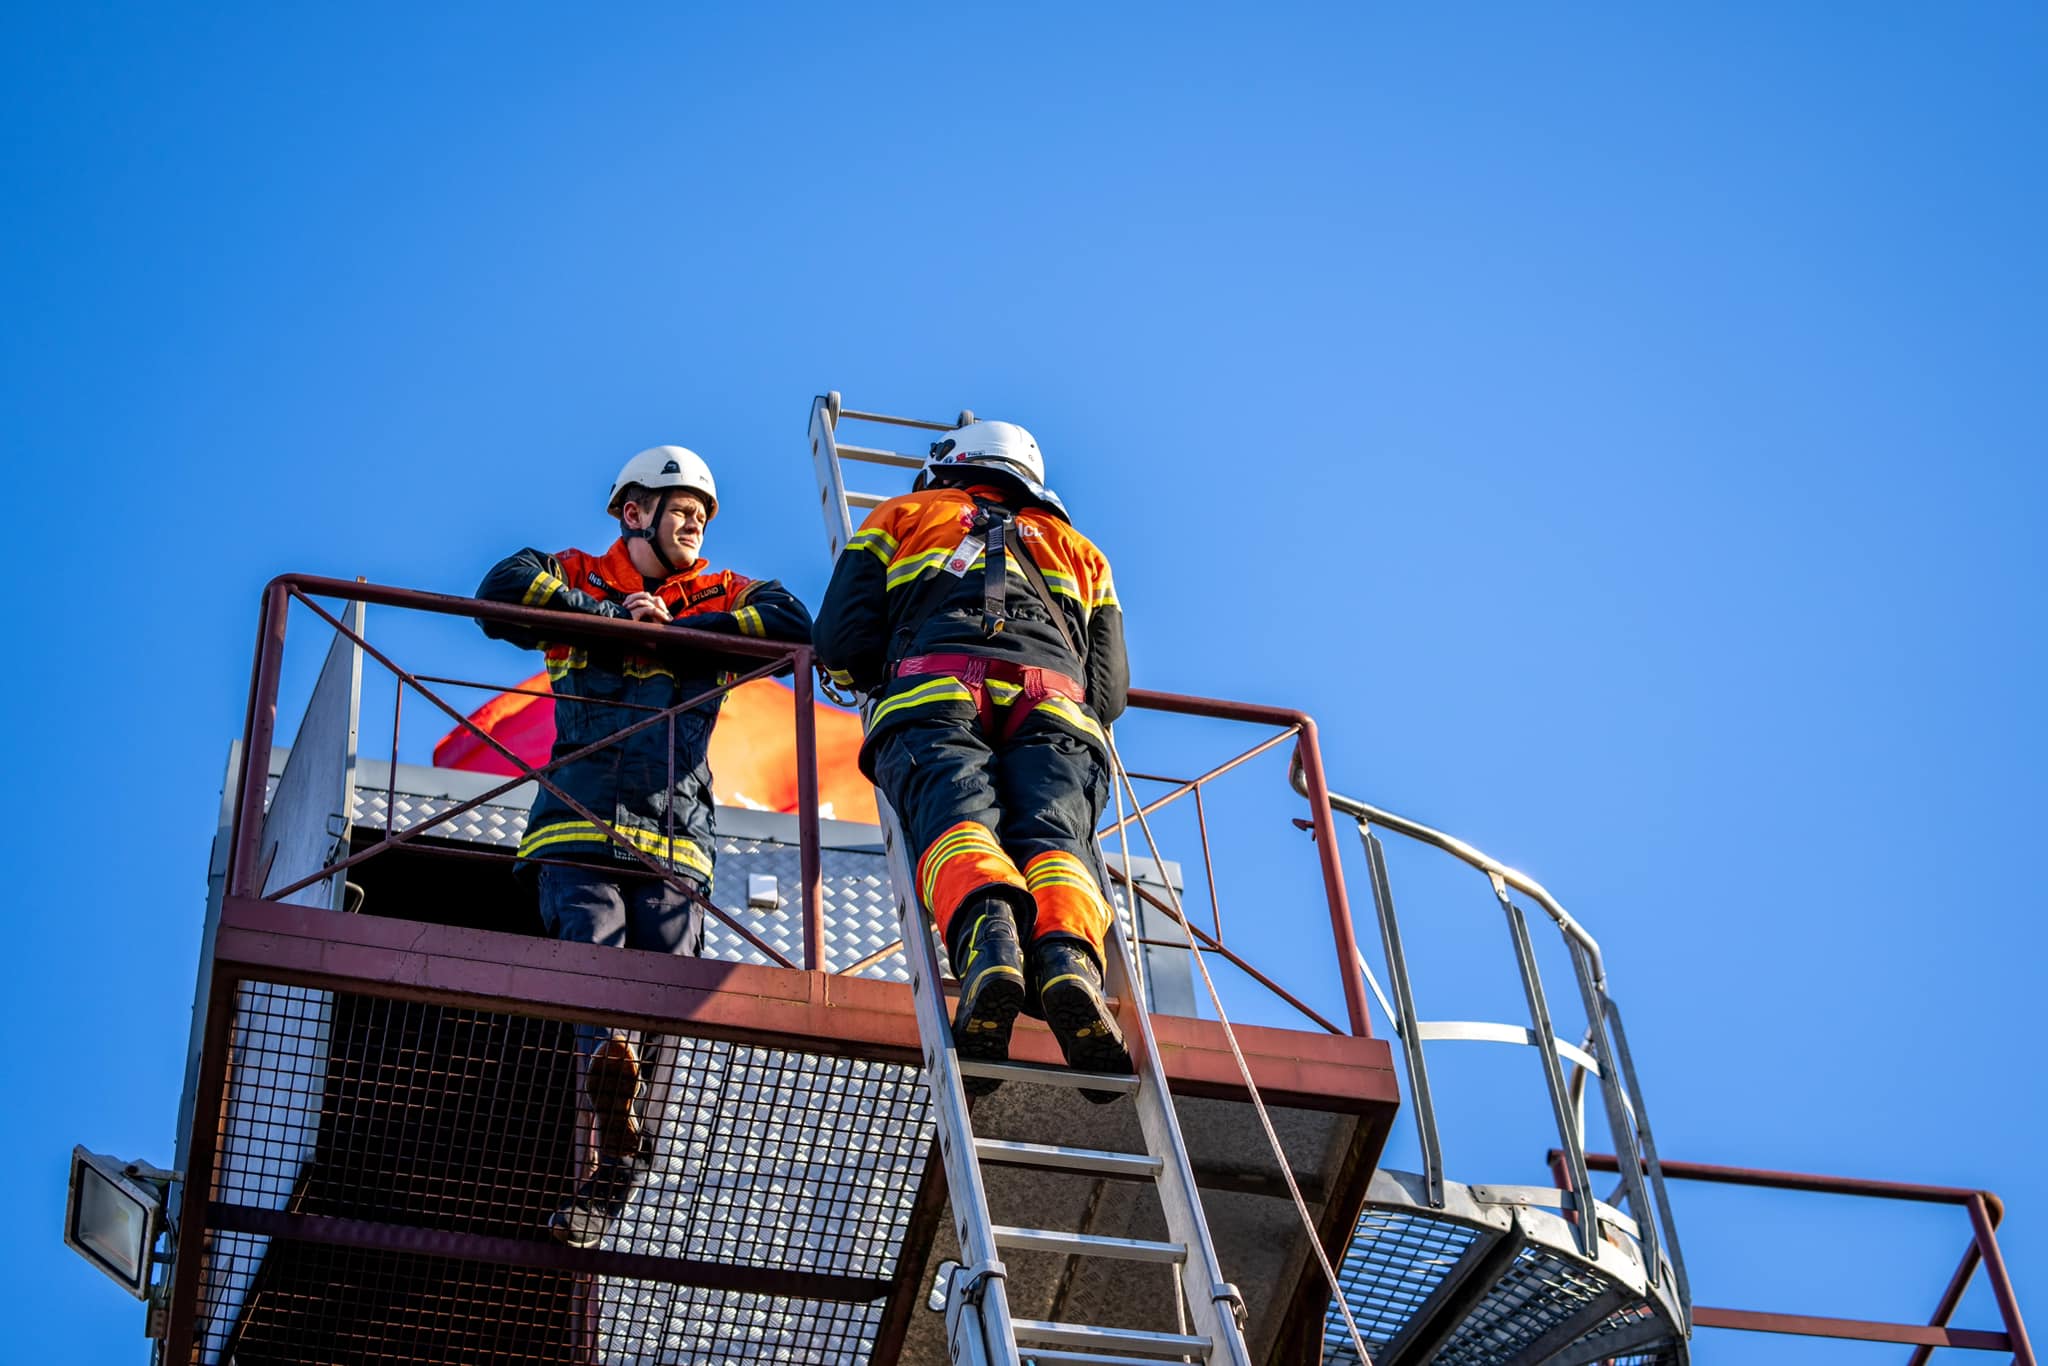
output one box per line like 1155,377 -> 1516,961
894,652 -> 1086,742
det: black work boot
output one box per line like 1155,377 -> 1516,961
548,1150 -> 648,1248
585,1036 -> 646,1160
1033,935 -> 1134,1103
946,898 -> 1028,1094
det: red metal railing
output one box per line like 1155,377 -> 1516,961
228,574 -> 1371,1032
1559,1150 -> 2035,1361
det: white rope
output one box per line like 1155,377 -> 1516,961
1103,732 -> 1375,1365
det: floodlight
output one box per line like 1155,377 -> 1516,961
64,1147 -> 169,1299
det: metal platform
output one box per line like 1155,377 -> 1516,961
160,571 -> 1702,1364
174,897 -> 1396,1364
1326,1171 -> 1684,1366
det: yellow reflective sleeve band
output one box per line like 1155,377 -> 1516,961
736,605 -> 765,637
1036,566 -> 1083,602
870,676 -> 976,728
523,571 -> 568,606
849,526 -> 900,563
884,549 -> 951,591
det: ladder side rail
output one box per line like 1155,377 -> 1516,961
1103,915 -> 1256,1366
808,395 -> 858,561
878,799 -> 1021,1366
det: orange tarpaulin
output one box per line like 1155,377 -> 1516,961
433,674 -> 878,825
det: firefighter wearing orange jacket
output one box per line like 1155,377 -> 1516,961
813,421 -> 1133,1094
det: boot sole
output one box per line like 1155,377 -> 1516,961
1041,974 -> 1134,1104
548,1207 -> 603,1249
952,967 -> 1026,1096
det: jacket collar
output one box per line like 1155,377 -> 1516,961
592,538 -> 722,605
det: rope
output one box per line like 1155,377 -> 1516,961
1104,732 -> 1376,1365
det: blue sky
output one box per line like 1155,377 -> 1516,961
4,4 -> 2042,1361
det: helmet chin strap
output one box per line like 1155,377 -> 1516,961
621,489 -> 683,578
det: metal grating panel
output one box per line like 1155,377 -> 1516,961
1322,1210 -> 1481,1362
1433,1243 -> 1617,1365
198,982 -> 932,1363
1562,1302 -> 1683,1366
198,1231 -> 582,1364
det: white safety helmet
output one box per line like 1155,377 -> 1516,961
607,445 -> 718,519
923,420 -> 1064,512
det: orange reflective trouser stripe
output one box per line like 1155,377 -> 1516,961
1023,850 -> 1112,953
916,819 -> 1027,943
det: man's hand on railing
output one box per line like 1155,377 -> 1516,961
621,591 -> 672,624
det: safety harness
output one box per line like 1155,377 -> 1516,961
889,498 -> 1091,740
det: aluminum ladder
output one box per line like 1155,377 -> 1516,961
807,392 -> 1256,1366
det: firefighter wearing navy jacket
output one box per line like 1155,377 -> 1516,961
813,421 -> 1134,1096
477,445 -> 812,1245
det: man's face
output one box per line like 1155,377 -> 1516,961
627,490 -> 710,568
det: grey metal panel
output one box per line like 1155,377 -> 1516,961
259,600 -> 363,909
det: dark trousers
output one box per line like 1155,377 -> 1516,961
870,706 -> 1114,949
538,861 -> 706,1149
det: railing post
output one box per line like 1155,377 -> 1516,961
228,579 -> 291,899
791,647 -> 825,971
1292,718 -> 1370,1037
1565,940 -> 1661,1285
1969,1192 -> 2037,1366
1498,879 -> 1597,1258
1360,823 -> 1444,1206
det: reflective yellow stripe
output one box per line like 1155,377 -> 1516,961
849,526 -> 899,563
1036,566 -> 1082,602
919,825 -> 1003,908
986,679 -> 1023,703
735,605 -> 765,637
1035,695 -> 1104,742
621,659 -> 674,681
885,549 -> 951,591
523,571 -> 568,606
1088,576 -> 1119,610
518,819 -> 712,876
871,676 -> 975,729
543,648 -> 588,680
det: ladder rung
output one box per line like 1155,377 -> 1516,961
835,442 -> 925,468
1017,1351 -> 1211,1365
974,1137 -> 1163,1181
994,1225 -> 1186,1264
846,489 -> 889,508
958,1059 -> 1141,1095
1013,1318 -> 1212,1357
836,408 -> 954,432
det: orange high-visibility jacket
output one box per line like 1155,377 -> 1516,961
812,482 -> 1129,755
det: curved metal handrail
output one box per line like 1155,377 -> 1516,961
1289,752 -> 1607,988
1287,749 -> 1691,1323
